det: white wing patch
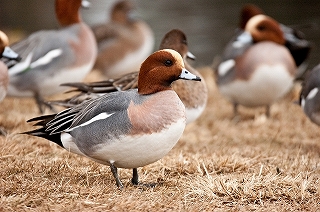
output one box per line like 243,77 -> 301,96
306,88 -> 319,100
30,49 -> 62,69
9,52 -> 33,76
8,48 -> 62,76
66,112 -> 115,132
218,59 -> 235,77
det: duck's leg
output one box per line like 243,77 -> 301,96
266,105 -> 271,117
109,163 -> 123,189
233,103 -> 239,117
132,168 -> 157,188
0,126 -> 7,136
232,103 -> 242,123
132,168 -> 139,185
34,92 -> 57,114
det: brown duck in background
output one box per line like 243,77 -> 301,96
5,0 -> 97,113
220,3 -> 311,80
92,0 -> 154,79
216,15 -> 296,117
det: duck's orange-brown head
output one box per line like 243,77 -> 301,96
159,29 -> 190,60
56,0 -> 84,27
240,4 -> 264,29
0,31 -> 9,54
245,14 -> 285,45
111,0 -> 135,24
138,49 -> 200,95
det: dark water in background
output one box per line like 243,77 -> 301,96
1,0 -> 320,68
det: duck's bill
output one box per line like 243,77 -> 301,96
81,0 -> 91,8
179,68 -> 201,81
2,46 -> 21,61
187,51 -> 196,60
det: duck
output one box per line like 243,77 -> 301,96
223,3 -> 310,80
6,0 -> 97,113
23,49 -> 201,189
0,30 -> 21,136
299,64 -> 320,126
53,29 -> 208,124
216,14 -> 296,117
92,0 -> 154,79
0,30 -> 21,102
163,30 -> 207,123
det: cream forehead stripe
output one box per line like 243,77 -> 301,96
161,49 -> 185,68
245,14 -> 268,31
0,31 -> 9,45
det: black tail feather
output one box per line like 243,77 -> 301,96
27,114 -> 57,123
22,127 -> 63,148
24,114 -> 64,147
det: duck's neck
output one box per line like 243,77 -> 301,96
138,84 -> 173,95
138,74 -> 173,95
55,0 -> 82,27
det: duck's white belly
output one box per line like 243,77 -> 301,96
185,105 -> 206,124
88,118 -> 185,169
220,64 -> 294,107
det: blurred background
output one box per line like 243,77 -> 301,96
0,0 -> 319,68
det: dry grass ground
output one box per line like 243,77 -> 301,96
0,67 -> 319,211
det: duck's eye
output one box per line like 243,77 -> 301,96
257,25 -> 266,31
164,59 -> 173,67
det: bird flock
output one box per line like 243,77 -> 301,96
0,1 -> 317,189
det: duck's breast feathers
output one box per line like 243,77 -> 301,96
128,90 -> 185,135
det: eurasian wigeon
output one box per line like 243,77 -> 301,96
224,3 -> 310,80
162,30 -> 207,123
299,64 -> 320,126
92,0 -> 154,79
53,29 -> 207,124
6,0 -> 97,113
216,14 -> 296,117
0,31 -> 20,136
24,49 -> 201,189
0,31 -> 20,102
